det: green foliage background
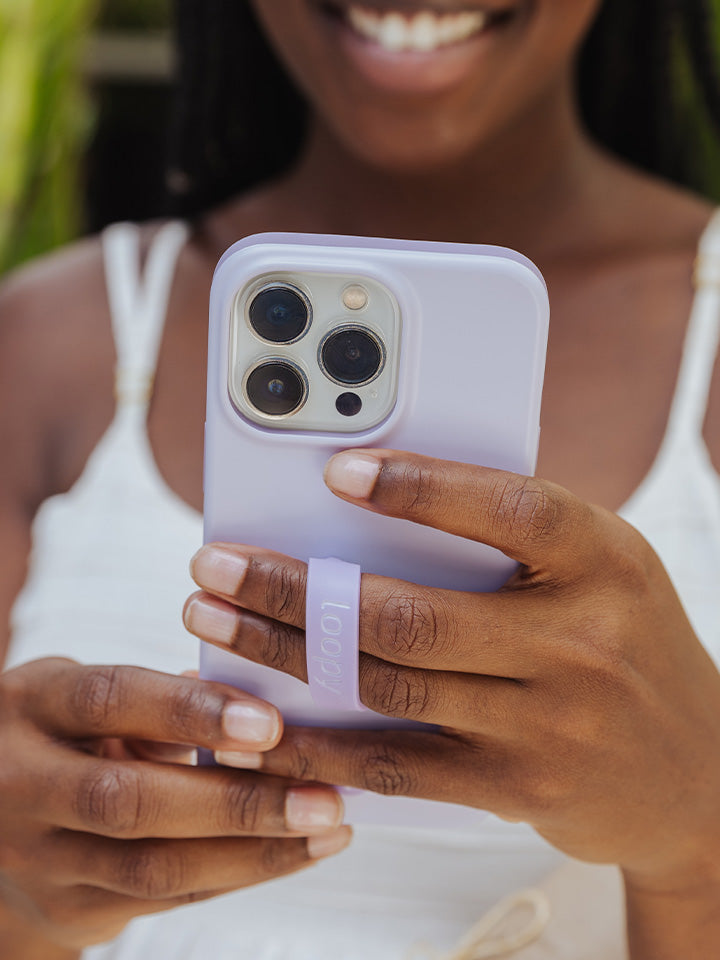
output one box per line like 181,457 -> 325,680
0,0 -> 169,275
1,1 -> 720,275
0,0 -> 98,273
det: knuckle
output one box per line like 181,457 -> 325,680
541,690 -> 601,747
493,477 -> 562,546
165,683 -> 217,743
119,843 -> 185,900
263,561 -> 303,624
395,461 -> 438,516
564,612 -> 626,673
259,838 -> 302,877
360,744 -> 414,797
222,779 -> 264,833
72,665 -> 126,730
279,734 -> 316,781
260,620 -> 298,674
606,530 -> 656,595
74,764 -> 146,835
516,763 -> 569,814
379,590 -> 444,662
364,660 -> 432,721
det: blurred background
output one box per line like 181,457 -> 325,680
0,0 -> 171,274
2,1 -> 720,276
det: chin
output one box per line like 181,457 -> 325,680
328,105 -> 500,176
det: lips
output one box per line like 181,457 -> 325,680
319,2 -> 517,53
310,0 -> 523,99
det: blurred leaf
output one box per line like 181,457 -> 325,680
0,0 -> 98,273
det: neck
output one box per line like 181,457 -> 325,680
275,75 -> 603,262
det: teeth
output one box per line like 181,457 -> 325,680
348,7 -> 381,40
346,7 -> 490,52
410,13 -> 439,51
380,12 -> 407,50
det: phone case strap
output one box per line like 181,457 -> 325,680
306,558 -> 367,712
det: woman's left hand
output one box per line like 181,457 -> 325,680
184,449 -> 720,895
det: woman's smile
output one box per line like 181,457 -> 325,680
251,0 -> 598,171
312,1 -> 528,94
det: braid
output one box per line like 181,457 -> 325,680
578,0 -> 684,181
168,1 -> 720,217
167,0 -> 306,217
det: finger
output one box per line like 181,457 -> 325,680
17,659 -> 283,752
324,450 -> 599,574
187,598 -> 527,729
250,726 -> 506,810
49,828 -> 353,901
186,572 -> 549,678
27,745 -> 345,840
125,741 -> 199,766
190,545 -> 308,629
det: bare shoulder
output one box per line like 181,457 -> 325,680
0,233 -> 115,511
603,160 -> 715,255
0,220 -> 212,514
601,161 -> 720,468
639,177 -> 720,471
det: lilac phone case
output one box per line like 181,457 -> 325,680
201,233 -> 549,828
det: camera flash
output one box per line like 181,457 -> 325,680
343,285 -> 368,311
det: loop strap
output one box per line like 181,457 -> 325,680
306,557 -> 366,712
404,889 -> 551,960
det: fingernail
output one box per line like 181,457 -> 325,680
215,750 -> 264,770
308,826 -> 353,859
184,597 -> 237,644
191,547 -> 249,595
324,453 -> 381,499
286,787 -> 344,833
222,701 -> 280,746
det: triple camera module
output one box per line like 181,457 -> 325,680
236,275 -> 397,433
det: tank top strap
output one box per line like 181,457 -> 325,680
664,210 -> 720,447
102,221 -> 189,410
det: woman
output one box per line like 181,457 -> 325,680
1,1 -> 719,957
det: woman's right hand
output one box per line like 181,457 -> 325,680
0,658 -> 351,955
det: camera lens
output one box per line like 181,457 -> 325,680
245,361 -> 307,417
249,286 -> 310,343
320,327 -> 385,386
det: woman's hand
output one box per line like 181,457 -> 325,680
0,658 -> 350,953
184,449 -> 720,898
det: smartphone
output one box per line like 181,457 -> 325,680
200,233 -> 549,827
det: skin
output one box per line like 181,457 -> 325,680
1,0 -> 720,955
186,452 -> 720,956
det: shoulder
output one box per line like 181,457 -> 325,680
0,224 -> 154,514
590,159 -> 720,467
632,177 -> 720,470
0,220 -> 211,514
0,234 -> 115,512
599,160 -> 715,260
634,176 -> 720,470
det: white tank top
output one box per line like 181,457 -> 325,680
7,217 -> 720,960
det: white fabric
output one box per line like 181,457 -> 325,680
7,214 -> 720,959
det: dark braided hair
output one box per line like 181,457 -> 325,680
168,0 -> 720,218
167,1 -> 306,216
579,0 -> 720,190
